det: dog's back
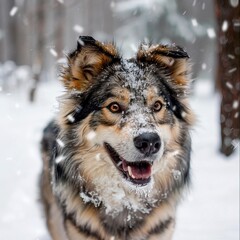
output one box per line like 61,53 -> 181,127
40,121 -> 69,240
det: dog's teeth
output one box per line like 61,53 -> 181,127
117,161 -> 122,167
127,166 -> 135,179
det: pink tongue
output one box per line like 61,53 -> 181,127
131,164 -> 151,179
122,160 -> 151,179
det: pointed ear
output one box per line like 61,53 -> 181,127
62,36 -> 119,91
137,44 -> 191,91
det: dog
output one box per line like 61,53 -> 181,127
40,36 -> 194,240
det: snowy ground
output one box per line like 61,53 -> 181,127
0,80 -> 239,240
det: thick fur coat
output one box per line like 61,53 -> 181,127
40,36 -> 194,240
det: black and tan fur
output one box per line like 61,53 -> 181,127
40,36 -> 194,240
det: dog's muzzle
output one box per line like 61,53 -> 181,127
104,133 -> 161,186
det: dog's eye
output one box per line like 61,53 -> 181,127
153,101 -> 162,112
108,102 -> 121,113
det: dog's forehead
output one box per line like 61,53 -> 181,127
111,59 -> 157,99
120,59 -> 145,88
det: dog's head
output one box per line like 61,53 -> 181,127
57,36 -> 194,211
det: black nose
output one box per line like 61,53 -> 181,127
134,132 -> 161,156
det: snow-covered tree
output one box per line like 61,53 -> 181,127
112,0 -> 217,80
113,0 -> 206,56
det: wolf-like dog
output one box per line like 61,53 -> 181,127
40,36 -> 194,240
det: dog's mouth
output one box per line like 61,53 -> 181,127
104,142 -> 152,186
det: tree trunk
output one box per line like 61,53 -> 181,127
214,0 -> 240,156
29,0 -> 46,103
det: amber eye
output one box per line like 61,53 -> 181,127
153,101 -> 162,112
108,102 -> 121,113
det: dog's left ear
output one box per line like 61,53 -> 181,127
137,44 -> 191,91
62,36 -> 119,92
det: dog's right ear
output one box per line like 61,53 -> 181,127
137,44 -> 191,92
62,36 -> 119,92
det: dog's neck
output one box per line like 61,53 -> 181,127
54,177 -> 177,239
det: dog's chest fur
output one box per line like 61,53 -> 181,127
58,185 -> 175,240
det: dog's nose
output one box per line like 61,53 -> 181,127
134,132 -> 161,156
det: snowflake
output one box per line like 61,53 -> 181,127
226,82 -> 233,89
86,131 -> 96,141
95,153 -> 101,161
233,100 -> 239,109
207,28 -> 216,39
73,25 -> 84,34
10,6 -> 18,17
50,49 -> 58,57
55,155 -> 65,164
221,21 -> 228,32
191,19 -> 198,27
67,114 -> 75,123
228,68 -> 237,74
56,138 -> 65,148
201,63 -> 207,70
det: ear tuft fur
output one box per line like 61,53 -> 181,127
61,36 -> 119,92
137,44 -> 191,90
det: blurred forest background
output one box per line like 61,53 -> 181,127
0,0 -> 239,155
0,1 -> 239,239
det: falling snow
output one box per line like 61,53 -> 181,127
201,63 -> 207,70
226,82 -> 233,89
95,153 -> 101,161
222,20 -> 229,32
181,111 -> 187,118
9,6 -> 18,17
228,54 -> 235,59
228,67 -> 237,73
57,58 -> 67,64
230,0 -> 239,7
73,25 -> 84,34
232,100 -> 239,109
191,18 -> 198,27
78,38 -> 85,46
56,138 -> 64,148
86,131 -> 96,141
67,114 -> 75,123
55,155 -> 65,164
49,48 -> 58,57
207,28 -> 216,38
